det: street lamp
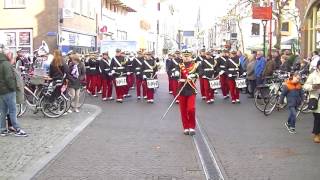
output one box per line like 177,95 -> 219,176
262,20 -> 268,57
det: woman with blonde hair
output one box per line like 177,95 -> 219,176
68,54 -> 86,112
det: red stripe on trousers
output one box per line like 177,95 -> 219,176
227,79 -> 240,101
179,95 -> 196,129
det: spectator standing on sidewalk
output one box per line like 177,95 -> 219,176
0,42 -> 27,137
279,72 -> 303,134
254,51 -> 266,86
262,55 -> 276,78
246,55 -> 256,98
303,60 -> 320,143
309,51 -> 320,72
68,54 -> 86,113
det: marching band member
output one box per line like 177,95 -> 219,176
226,51 -> 244,104
110,49 -> 127,103
178,50 -> 199,136
196,49 -> 207,100
87,52 -> 99,97
84,54 -> 91,92
169,50 -> 183,103
99,51 -> 114,101
127,53 -> 135,90
166,53 -> 173,94
216,49 -> 230,99
133,51 -> 146,99
142,52 -> 159,103
199,51 -> 217,104
121,51 -> 131,98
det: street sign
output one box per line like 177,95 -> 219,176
47,32 -> 57,36
252,6 -> 272,20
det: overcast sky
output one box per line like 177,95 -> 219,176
170,0 -> 236,29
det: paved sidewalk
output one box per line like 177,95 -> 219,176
0,104 -> 101,180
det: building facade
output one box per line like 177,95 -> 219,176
0,0 -> 59,54
297,0 -> 320,57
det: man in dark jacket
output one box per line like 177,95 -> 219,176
0,49 -> 27,137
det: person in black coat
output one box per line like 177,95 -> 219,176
99,52 -> 114,101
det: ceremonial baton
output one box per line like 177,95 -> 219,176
160,80 -> 188,121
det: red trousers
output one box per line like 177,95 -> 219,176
86,74 -> 91,88
179,95 -> 196,130
101,79 -> 113,98
171,79 -> 179,97
227,79 -> 240,101
127,74 -> 135,88
136,78 -> 146,97
97,74 -> 102,92
203,79 -> 214,101
168,77 -> 173,92
113,81 -> 125,100
142,80 -> 154,100
89,74 -> 99,95
199,77 -> 206,98
219,74 -> 230,96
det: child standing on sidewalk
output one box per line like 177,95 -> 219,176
280,72 -> 303,134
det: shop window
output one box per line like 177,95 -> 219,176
4,0 -> 26,9
251,23 -> 260,36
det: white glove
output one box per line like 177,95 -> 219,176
108,73 -> 113,76
174,71 -> 180,77
219,71 -> 225,76
228,74 -> 232,78
187,74 -> 196,79
127,72 -> 131,75
143,75 -> 147,79
19,66 -> 25,70
137,72 -> 140,75
242,72 -> 247,76
111,70 -> 115,74
202,75 -> 207,79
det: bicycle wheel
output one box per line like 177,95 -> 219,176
16,104 -> 22,117
264,95 -> 279,116
254,89 -> 268,112
25,88 -> 37,107
17,102 -> 28,118
41,96 -> 68,118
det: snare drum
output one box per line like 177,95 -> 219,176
115,77 -> 127,87
147,79 -> 159,89
235,78 -> 247,88
209,79 -> 221,89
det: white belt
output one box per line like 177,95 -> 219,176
179,79 -> 187,82
135,67 -> 141,70
114,67 -> 125,70
85,66 -> 90,68
144,69 -> 153,72
204,68 -> 214,71
220,65 -> 225,68
228,68 -> 239,71
90,68 -> 96,70
104,68 -> 110,71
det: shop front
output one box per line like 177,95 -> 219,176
60,30 -> 96,54
0,29 -> 33,55
303,0 -> 320,55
